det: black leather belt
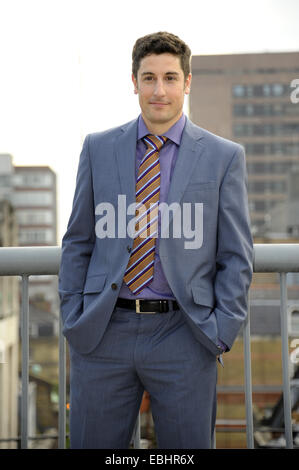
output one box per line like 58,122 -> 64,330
116,298 -> 179,314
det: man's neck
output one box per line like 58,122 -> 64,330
142,112 -> 183,136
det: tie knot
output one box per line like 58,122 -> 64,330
143,135 -> 168,152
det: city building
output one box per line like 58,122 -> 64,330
0,199 -> 19,448
13,166 -> 57,247
12,165 -> 59,315
0,156 -> 59,311
189,51 -> 299,238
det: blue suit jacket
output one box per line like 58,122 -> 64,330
59,117 -> 253,356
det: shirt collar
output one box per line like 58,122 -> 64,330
137,113 -> 186,146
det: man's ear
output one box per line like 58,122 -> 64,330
132,73 -> 138,94
184,73 -> 192,95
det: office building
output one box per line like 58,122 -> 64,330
13,166 -> 57,246
0,155 -> 58,326
189,51 -> 299,237
0,200 -> 19,448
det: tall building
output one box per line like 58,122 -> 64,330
12,165 -> 59,325
0,157 -> 57,246
0,158 -> 58,304
0,154 -> 14,202
0,200 -> 19,448
13,166 -> 57,246
0,155 -> 59,326
189,51 -> 299,237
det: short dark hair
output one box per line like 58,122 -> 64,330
132,31 -> 191,80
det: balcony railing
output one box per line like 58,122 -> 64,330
0,244 -> 299,449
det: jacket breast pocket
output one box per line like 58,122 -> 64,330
83,273 -> 107,310
182,181 -> 218,205
185,181 -> 216,192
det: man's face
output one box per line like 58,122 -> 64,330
132,53 -> 191,132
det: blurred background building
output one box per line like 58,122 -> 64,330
0,155 -> 59,328
0,198 -> 19,448
190,51 -> 299,239
13,164 -> 59,335
0,154 -> 59,447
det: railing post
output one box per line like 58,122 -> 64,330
132,413 -> 141,449
21,275 -> 29,449
279,273 -> 293,448
243,292 -> 254,448
58,317 -> 66,449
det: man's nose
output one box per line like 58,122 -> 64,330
153,79 -> 166,97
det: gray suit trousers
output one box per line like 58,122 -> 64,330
69,306 -> 218,449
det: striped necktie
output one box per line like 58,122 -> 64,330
124,134 -> 168,295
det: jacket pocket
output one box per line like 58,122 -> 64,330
191,284 -> 215,308
190,284 -> 220,356
83,273 -> 107,294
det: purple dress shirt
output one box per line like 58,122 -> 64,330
118,113 -> 186,300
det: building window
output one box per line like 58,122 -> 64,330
16,210 -> 53,225
12,191 -> 53,207
263,84 -> 271,97
233,123 -> 299,137
233,102 -> 299,117
272,83 -> 284,96
233,85 -> 245,97
232,82 -> 289,98
14,172 -> 53,188
19,229 -> 54,244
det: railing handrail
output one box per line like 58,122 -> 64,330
253,243 -> 299,272
0,243 -> 299,276
0,246 -> 61,275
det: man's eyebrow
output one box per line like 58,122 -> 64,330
141,71 -> 180,76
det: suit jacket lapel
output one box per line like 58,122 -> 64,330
163,118 -> 205,232
115,118 -> 138,209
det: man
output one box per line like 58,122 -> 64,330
59,31 -> 253,449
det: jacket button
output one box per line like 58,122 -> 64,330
111,283 -> 118,290
127,246 -> 132,253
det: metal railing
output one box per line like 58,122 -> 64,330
0,243 -> 299,449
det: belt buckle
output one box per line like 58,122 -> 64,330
135,299 -> 156,314
136,299 -> 141,313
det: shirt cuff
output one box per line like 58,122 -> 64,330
217,338 -> 227,352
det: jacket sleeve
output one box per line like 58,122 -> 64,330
58,134 -> 95,326
214,144 -> 253,350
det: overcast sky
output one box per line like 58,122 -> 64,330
1,0 -> 299,241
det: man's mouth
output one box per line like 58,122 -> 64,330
149,102 -> 169,107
